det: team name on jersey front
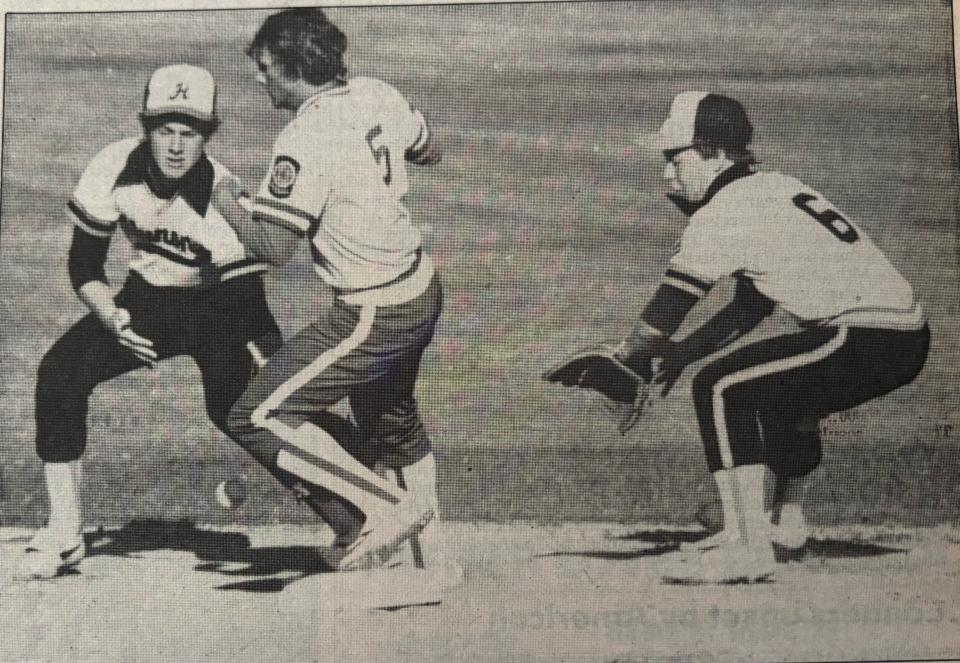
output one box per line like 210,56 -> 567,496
68,138 -> 268,288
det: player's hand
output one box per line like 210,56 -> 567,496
211,175 -> 248,214
652,343 -> 696,397
105,308 -> 157,367
653,360 -> 684,397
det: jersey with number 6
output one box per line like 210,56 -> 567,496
251,77 -> 431,292
667,171 -> 923,330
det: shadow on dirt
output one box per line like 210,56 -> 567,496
536,527 -> 908,561
84,518 -> 334,593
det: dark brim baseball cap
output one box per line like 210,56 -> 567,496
141,64 -> 217,124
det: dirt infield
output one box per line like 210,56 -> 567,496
1,522 -> 957,663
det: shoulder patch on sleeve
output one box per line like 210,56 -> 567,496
268,155 -> 301,199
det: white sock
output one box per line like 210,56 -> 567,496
782,475 -> 808,504
397,453 -> 439,516
43,461 -> 82,536
393,453 -> 440,569
713,469 -> 741,538
727,464 -> 769,545
771,475 -> 809,524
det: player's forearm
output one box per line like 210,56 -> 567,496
617,272 -> 715,377
67,227 -> 110,292
670,304 -> 749,365
218,196 -> 299,267
406,136 -> 441,165
665,277 -> 774,367
619,282 -> 701,363
77,279 -> 119,324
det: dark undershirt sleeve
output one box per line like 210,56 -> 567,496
620,282 -> 703,377
667,276 -> 775,367
640,283 -> 702,337
67,227 -> 110,291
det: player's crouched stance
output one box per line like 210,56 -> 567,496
554,92 -> 929,584
19,65 -> 282,580
215,9 -> 448,598
645,93 -> 927,583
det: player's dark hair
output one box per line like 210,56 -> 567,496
247,8 -> 348,86
693,94 -> 756,164
140,113 -> 218,139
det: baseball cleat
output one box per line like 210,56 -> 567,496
317,536 -> 352,571
16,529 -> 86,581
685,509 -> 809,556
339,499 -> 435,573
662,543 -> 776,585
770,504 -> 810,561
680,528 -> 738,553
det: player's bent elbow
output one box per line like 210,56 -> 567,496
405,141 -> 441,166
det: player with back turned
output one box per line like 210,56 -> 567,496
214,9 -> 445,583
547,91 -> 929,583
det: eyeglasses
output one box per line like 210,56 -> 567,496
662,144 -> 696,164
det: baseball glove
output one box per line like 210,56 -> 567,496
542,342 -> 651,434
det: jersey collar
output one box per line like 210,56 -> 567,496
296,79 -> 350,116
114,140 -> 215,216
666,162 -> 755,217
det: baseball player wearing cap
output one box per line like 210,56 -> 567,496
20,65 -> 284,580
616,91 -> 929,583
213,9 -> 444,579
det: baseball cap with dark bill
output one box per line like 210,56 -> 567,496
141,64 -> 217,123
657,90 -> 752,156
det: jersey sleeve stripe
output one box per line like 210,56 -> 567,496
253,210 -> 308,237
67,200 -> 116,237
664,268 -> 713,295
218,258 -> 270,281
252,197 -> 313,234
664,275 -> 709,298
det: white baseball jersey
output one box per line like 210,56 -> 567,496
68,138 -> 267,288
251,77 -> 433,297
668,171 -> 923,330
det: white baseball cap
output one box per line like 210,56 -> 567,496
141,64 -> 217,123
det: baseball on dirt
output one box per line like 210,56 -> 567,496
215,478 -> 248,509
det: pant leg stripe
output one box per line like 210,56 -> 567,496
712,327 -> 848,469
246,341 -> 267,369
251,305 -> 377,427
280,445 -> 398,504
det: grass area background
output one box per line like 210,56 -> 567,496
0,2 -> 957,528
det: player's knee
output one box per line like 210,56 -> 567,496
767,452 -> 820,479
767,435 -> 822,478
35,346 -> 75,401
370,407 -> 431,468
36,436 -> 85,463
